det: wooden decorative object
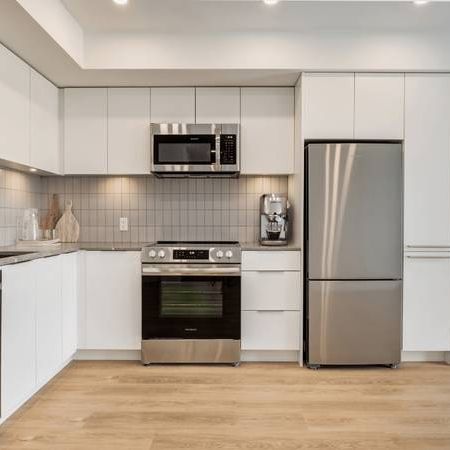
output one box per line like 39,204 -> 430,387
42,194 -> 61,230
55,200 -> 80,243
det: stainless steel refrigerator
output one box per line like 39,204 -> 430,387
305,142 -> 402,368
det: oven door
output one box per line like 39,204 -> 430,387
142,264 -> 240,340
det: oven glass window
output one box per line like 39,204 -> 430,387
160,280 -> 223,318
154,134 -> 216,165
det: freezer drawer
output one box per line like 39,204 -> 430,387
307,280 -> 402,365
307,142 -> 402,279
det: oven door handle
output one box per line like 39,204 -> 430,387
142,265 -> 241,277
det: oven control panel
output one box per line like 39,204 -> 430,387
173,249 -> 209,260
142,243 -> 241,264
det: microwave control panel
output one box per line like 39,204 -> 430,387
220,135 -> 237,165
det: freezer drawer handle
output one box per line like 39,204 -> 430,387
256,310 -> 285,313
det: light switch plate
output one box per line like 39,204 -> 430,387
119,217 -> 128,232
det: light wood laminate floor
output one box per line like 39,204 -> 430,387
0,362 -> 449,449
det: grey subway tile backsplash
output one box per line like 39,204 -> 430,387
37,175 -> 288,245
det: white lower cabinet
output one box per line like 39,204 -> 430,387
242,271 -> 301,310
403,253 -> 450,351
241,251 -> 302,355
35,257 -> 63,386
1,262 -> 37,419
1,253 -> 78,423
84,252 -> 141,350
61,253 -> 78,361
242,311 -> 301,351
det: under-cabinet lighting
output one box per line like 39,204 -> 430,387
113,0 -> 128,5
413,0 -> 429,5
29,168 -> 37,172
263,0 -> 279,5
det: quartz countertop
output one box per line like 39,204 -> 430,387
0,242 -> 146,267
0,241 -> 301,267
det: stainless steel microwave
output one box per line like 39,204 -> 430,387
150,123 -> 240,177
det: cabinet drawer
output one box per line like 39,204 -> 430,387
241,311 -> 301,351
242,251 -> 301,271
242,271 -> 301,310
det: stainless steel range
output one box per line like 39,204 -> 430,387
141,241 -> 241,365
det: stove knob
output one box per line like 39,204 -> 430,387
216,250 -> 224,259
225,250 -> 233,259
148,250 -> 157,258
158,250 -> 166,259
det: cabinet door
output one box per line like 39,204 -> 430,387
150,88 -> 195,123
241,311 -> 300,351
241,87 -> 294,174
30,69 -> 60,173
242,272 -> 301,311
404,75 -> 450,248
35,257 -> 63,385
403,254 -> 450,351
1,262 -> 36,417
85,252 -> 141,350
195,87 -> 240,123
0,44 -> 30,165
61,253 -> 78,361
64,88 -> 108,174
354,73 -> 404,139
302,73 -> 354,139
108,88 -> 151,174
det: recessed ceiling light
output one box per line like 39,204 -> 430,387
113,0 -> 128,5
413,0 -> 430,5
263,0 -> 279,5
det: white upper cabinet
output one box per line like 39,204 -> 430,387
0,44 -> 30,166
302,73 -> 354,139
403,253 -> 450,351
240,87 -> 294,174
404,74 -> 450,248
354,73 -> 405,139
195,87 -> 240,123
107,88 -> 151,174
64,88 -> 108,174
30,69 -> 60,174
150,87 -> 195,123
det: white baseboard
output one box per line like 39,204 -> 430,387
241,350 -> 301,364
401,351 -> 446,362
75,350 -> 141,361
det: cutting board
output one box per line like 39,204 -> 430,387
41,193 -> 61,230
55,200 -> 80,243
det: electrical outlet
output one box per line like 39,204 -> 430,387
119,217 -> 128,232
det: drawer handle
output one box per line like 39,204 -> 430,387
406,255 -> 450,259
256,310 -> 285,313
406,245 -> 450,248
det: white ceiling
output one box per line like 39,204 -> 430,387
2,0 -> 450,87
61,0 -> 450,33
